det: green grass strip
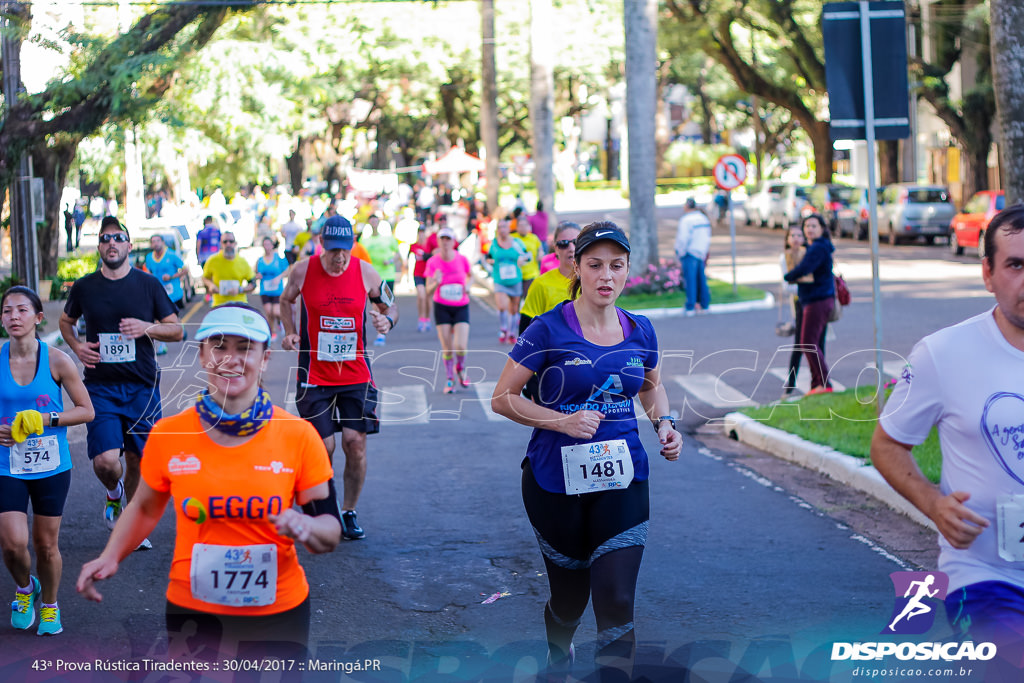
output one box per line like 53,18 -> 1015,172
741,387 -> 942,484
618,279 -> 766,310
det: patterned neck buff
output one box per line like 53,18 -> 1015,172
195,387 -> 274,437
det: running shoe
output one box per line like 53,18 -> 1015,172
423,321 -> 431,332
374,334 -> 386,346
507,335 -> 518,345
11,576 -> 40,630
417,320 -> 426,333
340,510 -> 365,540
136,537 -> 153,551
457,369 -> 470,388
156,342 -> 168,356
499,330 -> 508,344
443,380 -> 456,394
37,604 -> 62,636
104,491 -> 125,530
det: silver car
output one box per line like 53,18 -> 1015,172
744,181 -> 785,227
879,183 -> 956,245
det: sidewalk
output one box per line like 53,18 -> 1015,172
721,411 -> 934,530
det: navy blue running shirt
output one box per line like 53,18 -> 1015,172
508,301 -> 660,494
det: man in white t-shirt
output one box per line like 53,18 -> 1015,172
280,209 -> 304,264
675,197 -> 712,316
872,204 -> 1024,668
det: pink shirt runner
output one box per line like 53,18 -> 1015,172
425,252 -> 472,306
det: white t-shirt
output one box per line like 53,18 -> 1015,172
281,220 -> 303,249
880,308 -> 1024,592
675,210 -> 711,260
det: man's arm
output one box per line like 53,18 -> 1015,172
59,311 -> 101,368
280,259 -> 308,349
870,424 -> 989,549
362,260 -> 398,334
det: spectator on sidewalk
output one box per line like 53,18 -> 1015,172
675,198 -> 711,317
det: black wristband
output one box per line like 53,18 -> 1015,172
385,315 -> 395,331
654,416 -> 675,432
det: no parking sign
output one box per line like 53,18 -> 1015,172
713,154 -> 747,191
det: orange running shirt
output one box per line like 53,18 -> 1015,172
141,407 -> 333,615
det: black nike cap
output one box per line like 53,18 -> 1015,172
574,223 -> 631,257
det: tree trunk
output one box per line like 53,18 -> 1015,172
529,0 -> 556,232
878,140 -> 900,185
286,136 -> 304,194
806,120 -> 834,184
479,0 -> 500,213
624,0 -> 659,271
31,138 -> 80,278
990,0 -> 1024,205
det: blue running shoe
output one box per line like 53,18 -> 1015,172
11,575 -> 40,630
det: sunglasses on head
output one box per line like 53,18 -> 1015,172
98,233 -> 130,244
555,239 -> 574,249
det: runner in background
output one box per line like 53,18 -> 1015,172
2,286 -> 94,636
59,217 -> 182,551
361,214 -> 403,347
409,225 -> 433,332
144,234 -> 187,356
195,216 -> 221,303
202,231 -> 256,308
281,216 -> 398,541
254,236 -> 289,343
425,226 -> 473,393
487,216 -> 528,345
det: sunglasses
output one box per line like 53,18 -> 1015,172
221,239 -> 236,244
98,233 -> 130,244
555,239 -> 574,249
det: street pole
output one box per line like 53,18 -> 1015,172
728,190 -> 737,294
1,0 -> 38,292
859,1 -> 884,414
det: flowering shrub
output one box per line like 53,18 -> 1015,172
621,258 -> 683,296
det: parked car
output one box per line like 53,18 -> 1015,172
950,190 -> 1005,258
807,184 -> 862,238
878,183 -> 956,245
131,224 -> 198,303
744,181 -> 785,227
768,183 -> 811,229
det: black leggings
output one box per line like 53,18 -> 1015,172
522,459 -> 648,670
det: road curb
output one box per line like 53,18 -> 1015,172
721,412 -> 935,531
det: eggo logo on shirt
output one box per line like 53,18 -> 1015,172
181,496 -> 283,524
321,316 -> 356,332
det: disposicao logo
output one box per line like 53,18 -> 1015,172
181,497 -> 208,524
883,571 -> 947,635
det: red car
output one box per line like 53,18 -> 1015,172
950,190 -> 1005,257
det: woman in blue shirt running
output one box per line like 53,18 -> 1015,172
491,222 -> 682,679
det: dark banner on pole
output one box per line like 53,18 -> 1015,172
823,1 -> 910,141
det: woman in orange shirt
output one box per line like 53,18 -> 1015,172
77,303 -> 341,660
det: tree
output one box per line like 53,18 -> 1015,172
665,0 -> 833,183
911,1 -> 994,202
1,2 -> 247,277
625,0 -> 658,272
991,0 -> 1024,205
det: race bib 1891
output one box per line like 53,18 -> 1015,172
98,333 -> 136,363
190,543 -> 277,607
561,439 -> 633,494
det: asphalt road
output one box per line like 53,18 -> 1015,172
0,210 -> 1001,682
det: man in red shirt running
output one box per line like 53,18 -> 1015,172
281,216 -> 398,540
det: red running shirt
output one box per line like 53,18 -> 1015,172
298,256 -> 372,386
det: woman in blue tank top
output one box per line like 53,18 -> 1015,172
491,222 -> 682,678
0,286 -> 94,636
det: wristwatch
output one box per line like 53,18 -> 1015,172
49,412 -> 60,428
654,416 -> 676,432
